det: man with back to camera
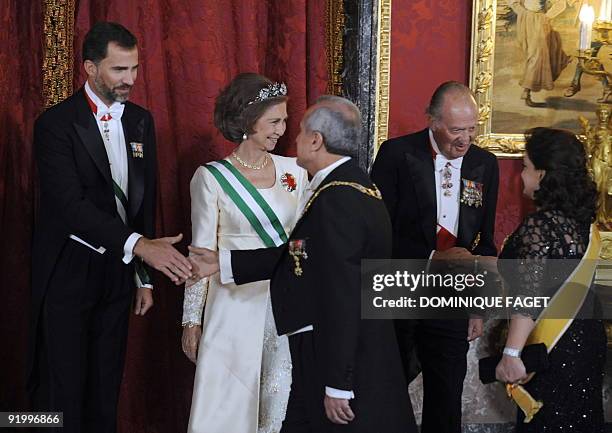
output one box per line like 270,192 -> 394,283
28,21 -> 193,433
370,81 -> 500,433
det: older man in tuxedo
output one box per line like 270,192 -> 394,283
189,95 -> 416,433
371,81 -> 499,433
29,22 -> 192,433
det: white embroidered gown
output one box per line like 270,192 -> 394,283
183,154 -> 308,433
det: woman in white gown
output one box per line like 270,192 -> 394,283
181,73 -> 308,433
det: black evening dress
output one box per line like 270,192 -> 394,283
499,209 -> 607,433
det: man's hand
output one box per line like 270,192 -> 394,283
134,233 -> 192,284
495,354 -> 528,384
187,246 -> 220,280
477,255 -> 499,274
467,317 -> 484,341
324,395 -> 355,425
431,247 -> 472,261
133,287 -> 153,315
181,325 -> 202,364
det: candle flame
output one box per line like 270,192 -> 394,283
580,4 -> 595,24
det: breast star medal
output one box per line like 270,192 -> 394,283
460,178 -> 483,207
288,239 -> 307,276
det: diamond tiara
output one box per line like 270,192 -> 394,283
247,82 -> 287,105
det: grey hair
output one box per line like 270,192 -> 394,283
425,81 -> 475,119
303,95 -> 362,157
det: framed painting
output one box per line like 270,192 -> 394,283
470,0 -> 611,157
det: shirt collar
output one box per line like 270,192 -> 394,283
84,81 -> 125,119
309,156 -> 351,191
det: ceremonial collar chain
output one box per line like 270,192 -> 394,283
247,82 -> 287,105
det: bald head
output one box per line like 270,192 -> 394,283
426,81 -> 476,120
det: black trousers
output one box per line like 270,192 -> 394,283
31,241 -> 133,433
281,331 -> 324,433
395,319 -> 468,433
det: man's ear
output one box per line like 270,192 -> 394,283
538,170 -> 546,181
312,131 -> 325,152
84,60 -> 97,78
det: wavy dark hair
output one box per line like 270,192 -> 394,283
525,127 -> 597,223
214,73 -> 288,143
82,22 -> 137,64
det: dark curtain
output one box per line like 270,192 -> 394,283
0,0 -> 44,413
1,1 -> 328,432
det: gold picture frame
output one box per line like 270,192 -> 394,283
470,0 -> 524,158
470,0 -> 607,158
373,0 -> 393,153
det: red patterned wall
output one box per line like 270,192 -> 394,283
387,0 -> 531,249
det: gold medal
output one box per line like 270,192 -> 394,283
288,239 -> 308,276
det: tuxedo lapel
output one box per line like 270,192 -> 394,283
121,105 -> 146,222
73,90 -> 113,186
457,148 -> 486,249
407,138 -> 437,251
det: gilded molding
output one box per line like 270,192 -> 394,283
42,0 -> 75,109
601,232 -> 612,260
470,0 -> 525,158
326,0 -> 345,96
373,0 -> 392,154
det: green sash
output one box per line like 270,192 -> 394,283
204,160 -> 288,247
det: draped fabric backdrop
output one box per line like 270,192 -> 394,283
1,2 -> 327,432
0,0 -> 44,415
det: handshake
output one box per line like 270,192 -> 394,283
133,233 -> 220,285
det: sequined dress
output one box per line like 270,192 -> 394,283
183,155 -> 308,433
499,210 -> 606,432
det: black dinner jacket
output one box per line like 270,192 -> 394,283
230,160 -> 414,432
371,128 -> 499,260
32,88 -> 157,293
29,88 -> 157,382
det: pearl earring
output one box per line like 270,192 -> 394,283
242,132 -> 248,141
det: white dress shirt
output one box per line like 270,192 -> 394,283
428,129 -> 462,259
219,156 -> 355,399
69,82 -> 143,268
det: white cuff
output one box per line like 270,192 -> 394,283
134,271 -> 153,289
325,387 -> 355,399
219,249 -> 234,284
123,233 -> 142,264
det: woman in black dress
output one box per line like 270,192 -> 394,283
495,127 -> 607,432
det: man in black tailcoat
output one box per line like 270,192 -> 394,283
371,81 -> 500,433
29,22 -> 192,433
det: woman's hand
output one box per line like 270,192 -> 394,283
182,325 -> 202,364
495,354 -> 528,384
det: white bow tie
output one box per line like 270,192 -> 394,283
97,103 -> 125,121
435,154 -> 462,171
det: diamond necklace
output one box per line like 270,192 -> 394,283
231,151 -> 269,170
